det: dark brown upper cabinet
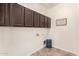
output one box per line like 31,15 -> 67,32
39,14 -> 45,27
10,3 -> 24,26
0,3 -> 51,28
0,3 -> 10,26
0,4 -> 5,25
24,8 -> 33,27
33,12 -> 40,27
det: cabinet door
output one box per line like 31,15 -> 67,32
10,3 -> 24,26
44,17 -> 51,28
39,14 -> 45,27
25,8 -> 33,27
44,17 -> 48,28
0,3 -> 5,25
4,3 -> 10,26
33,12 -> 40,27
47,17 -> 51,28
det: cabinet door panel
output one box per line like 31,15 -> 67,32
4,3 -> 10,26
47,18 -> 51,28
44,17 -> 51,28
25,8 -> 33,27
34,12 -> 40,27
10,3 -> 24,26
39,14 -> 45,27
0,3 -> 5,25
44,17 -> 48,28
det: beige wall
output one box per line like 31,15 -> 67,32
0,4 -> 50,56
0,28 -> 50,56
8,27 -> 49,56
46,3 -> 79,55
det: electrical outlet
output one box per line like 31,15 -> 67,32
36,33 -> 39,36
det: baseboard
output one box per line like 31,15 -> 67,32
54,46 -> 78,56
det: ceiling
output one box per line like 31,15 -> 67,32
40,3 -> 59,8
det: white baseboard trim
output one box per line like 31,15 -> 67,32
54,46 -> 78,56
